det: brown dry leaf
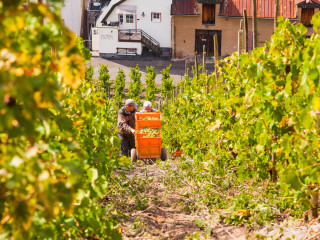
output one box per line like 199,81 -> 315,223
157,216 -> 164,222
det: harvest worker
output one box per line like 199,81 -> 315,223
117,99 -> 138,157
140,101 -> 158,113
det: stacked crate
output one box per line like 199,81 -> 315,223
135,112 -> 162,159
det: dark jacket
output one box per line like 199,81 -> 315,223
117,107 -> 137,135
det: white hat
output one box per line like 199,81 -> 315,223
143,101 -> 152,108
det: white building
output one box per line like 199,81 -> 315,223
92,0 -> 172,58
61,0 -> 83,36
29,0 -> 84,36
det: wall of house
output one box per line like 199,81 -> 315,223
61,0 -> 82,36
92,27 -> 100,51
97,27 -> 142,55
172,3 -> 296,58
104,0 -> 172,48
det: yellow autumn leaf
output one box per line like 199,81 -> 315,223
37,5 -> 55,21
11,119 -> 19,127
97,98 -> 105,105
31,49 -> 43,65
67,98 -> 73,104
276,147 -> 283,156
234,209 -> 250,217
73,120 -> 84,126
15,16 -> 25,30
59,54 -> 85,89
314,98 -> 320,111
19,51 -> 30,65
34,91 -> 55,109
63,30 -> 78,53
279,115 -> 288,128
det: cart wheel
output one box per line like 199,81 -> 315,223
160,148 -> 167,161
131,148 -> 137,163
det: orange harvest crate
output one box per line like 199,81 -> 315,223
135,112 -> 162,159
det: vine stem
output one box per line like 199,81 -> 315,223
261,118 -> 275,140
261,117 -> 278,181
228,105 -> 253,119
299,162 -> 320,171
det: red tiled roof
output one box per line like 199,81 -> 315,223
296,0 -> 320,4
171,0 -> 199,15
219,0 -> 297,19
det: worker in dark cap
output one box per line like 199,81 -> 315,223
117,99 -> 138,157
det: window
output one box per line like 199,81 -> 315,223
202,4 -> 215,25
151,13 -> 161,23
301,8 -> 314,27
126,14 -> 134,23
119,14 -> 123,24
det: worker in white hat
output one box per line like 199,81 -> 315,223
140,101 -> 157,113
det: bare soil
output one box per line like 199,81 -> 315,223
119,160 -> 247,240
102,159 -> 320,240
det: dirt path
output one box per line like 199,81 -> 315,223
105,159 -> 320,240
116,160 -> 248,240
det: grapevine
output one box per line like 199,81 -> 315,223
162,14 -> 320,219
0,2 -> 121,239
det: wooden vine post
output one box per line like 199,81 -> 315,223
213,34 -> 219,84
206,70 -> 209,94
238,19 -> 243,55
309,112 -> 320,220
172,89 -> 175,104
195,52 -> 199,81
203,45 -> 206,74
274,0 -> 279,32
243,9 -> 249,52
310,192 -> 318,220
185,60 -> 188,75
271,149 -> 277,182
252,0 -> 258,49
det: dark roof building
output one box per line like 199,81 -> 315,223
170,0 -> 319,58
171,0 -> 199,15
